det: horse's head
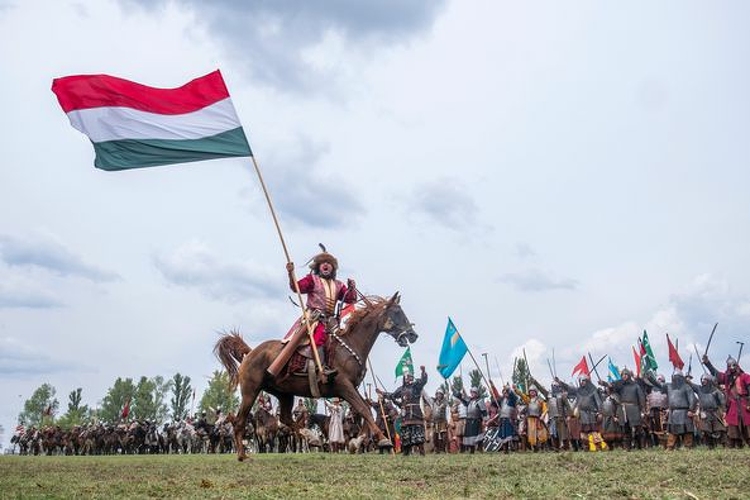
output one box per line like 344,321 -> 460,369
381,292 -> 418,347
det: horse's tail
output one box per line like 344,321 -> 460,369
213,330 -> 252,390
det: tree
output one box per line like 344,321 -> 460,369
468,369 -> 488,399
18,383 -> 58,427
169,373 -> 193,421
199,370 -> 239,417
100,377 -> 135,423
513,358 -> 530,393
130,375 -> 172,423
56,388 -> 90,429
450,374 -> 464,397
302,397 -> 318,415
439,379 -> 451,397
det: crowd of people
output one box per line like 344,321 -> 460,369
359,353 -> 750,455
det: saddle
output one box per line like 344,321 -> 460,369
287,342 -> 335,377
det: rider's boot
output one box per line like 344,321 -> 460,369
318,346 -> 338,377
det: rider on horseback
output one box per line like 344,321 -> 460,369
286,249 -> 357,377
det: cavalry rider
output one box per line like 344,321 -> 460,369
702,354 -> 750,448
286,249 -> 357,377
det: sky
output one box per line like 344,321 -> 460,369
2,0 -> 750,448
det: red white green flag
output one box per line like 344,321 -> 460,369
51,70 -> 252,171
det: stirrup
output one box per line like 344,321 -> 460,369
322,366 -> 338,377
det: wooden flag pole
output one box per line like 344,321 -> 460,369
249,156 -> 324,377
367,357 -> 395,455
465,348 -> 500,408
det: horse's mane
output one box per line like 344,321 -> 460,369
342,295 -> 387,335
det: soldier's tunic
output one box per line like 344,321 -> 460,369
547,391 -> 572,442
386,371 -> 428,447
689,381 -> 726,435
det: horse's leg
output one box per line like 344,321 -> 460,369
337,385 -> 391,448
235,381 -> 263,461
277,395 -> 295,428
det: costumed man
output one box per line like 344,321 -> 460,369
429,388 -> 450,453
379,365 -> 428,456
285,249 -> 357,377
702,355 -> 750,448
649,370 -> 697,450
687,374 -> 726,449
645,374 -> 668,448
367,395 -> 398,454
601,368 -> 646,449
293,399 -> 309,428
537,380 -> 572,451
454,387 -> 488,454
496,385 -> 519,453
515,384 -> 548,452
556,375 -> 607,451
450,394 -> 467,453
600,384 -> 623,449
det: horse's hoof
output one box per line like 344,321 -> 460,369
377,439 -> 393,448
237,455 -> 247,462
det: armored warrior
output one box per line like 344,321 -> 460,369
540,380 -> 573,451
645,374 -> 668,447
649,370 -> 697,450
598,385 -> 621,449
688,373 -> 726,448
557,375 -> 607,451
380,366 -> 428,456
454,386 -> 488,454
429,388 -> 450,453
601,368 -> 646,449
515,385 -> 548,452
702,355 -> 750,448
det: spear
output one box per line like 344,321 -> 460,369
494,356 -> 506,387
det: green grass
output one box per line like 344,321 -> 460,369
1,448 -> 749,499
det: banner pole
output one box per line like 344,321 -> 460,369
248,156 -> 324,377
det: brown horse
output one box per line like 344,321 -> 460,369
214,292 -> 417,461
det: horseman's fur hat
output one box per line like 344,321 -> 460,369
308,243 -> 339,275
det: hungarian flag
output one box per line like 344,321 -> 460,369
51,70 -> 252,171
571,355 -> 589,377
666,333 -> 685,370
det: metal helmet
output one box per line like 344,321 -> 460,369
727,355 -> 739,371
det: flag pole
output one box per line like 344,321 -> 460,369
248,156 -> 324,377
367,357 -> 395,456
465,348 -> 500,407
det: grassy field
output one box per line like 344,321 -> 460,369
1,448 -> 749,499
